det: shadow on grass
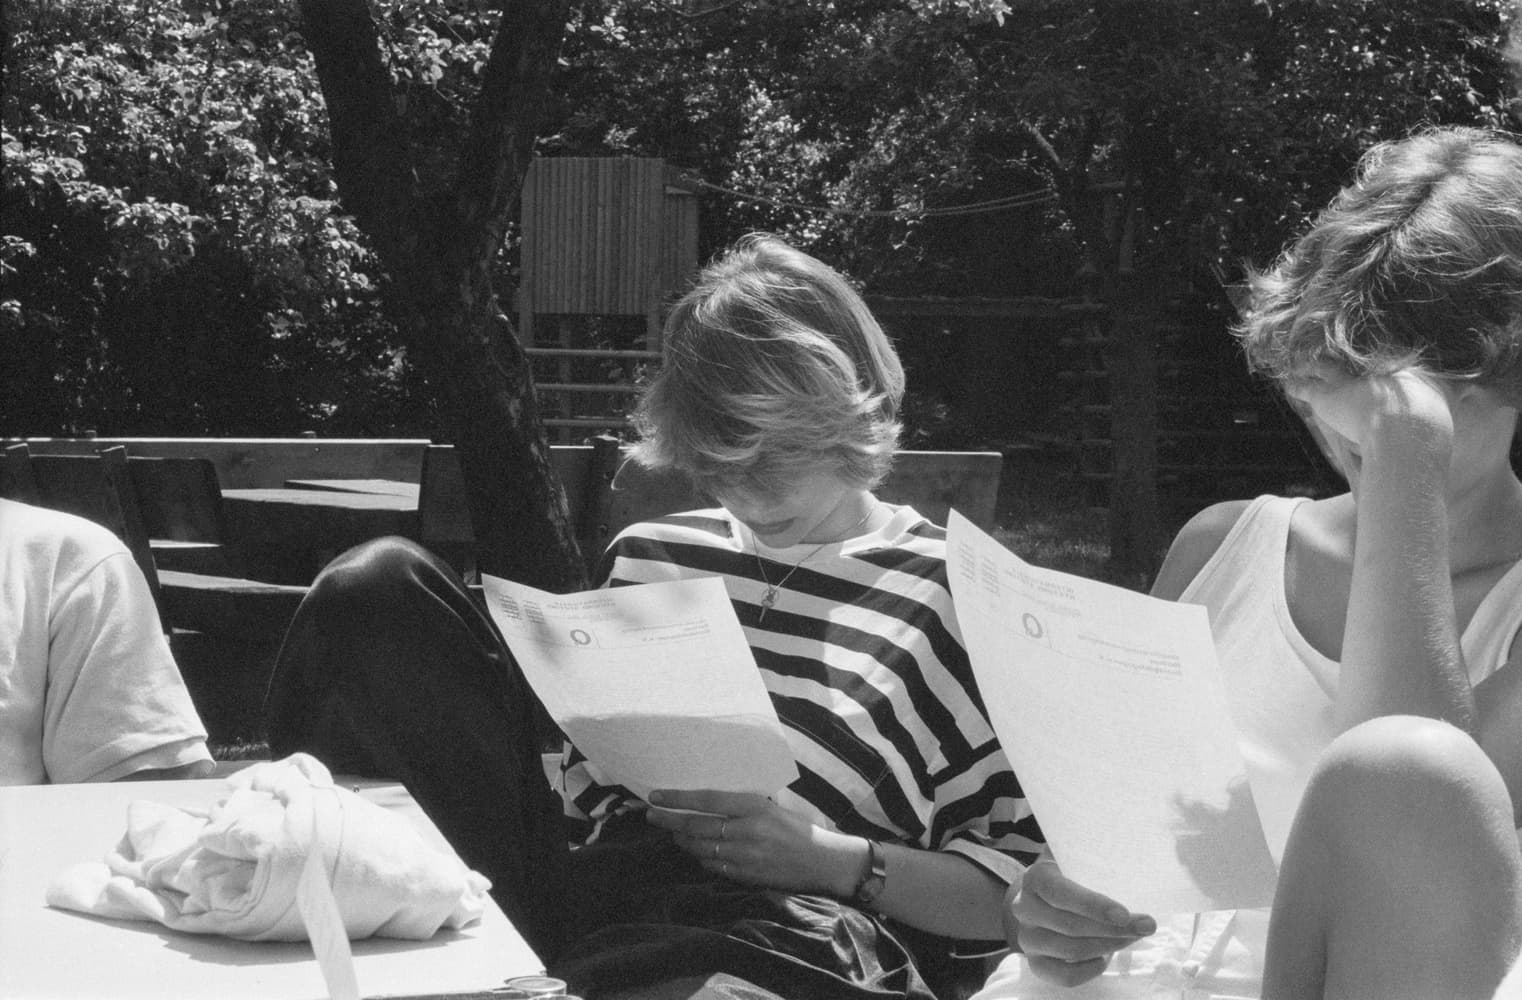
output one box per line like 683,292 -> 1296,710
992,451 -> 1125,586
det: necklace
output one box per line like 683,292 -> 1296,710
753,503 -> 878,621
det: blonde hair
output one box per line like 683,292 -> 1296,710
630,234 -> 904,494
1236,126 -> 1522,407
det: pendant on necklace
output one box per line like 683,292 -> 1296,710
759,586 -> 780,619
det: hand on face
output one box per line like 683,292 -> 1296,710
1005,855 -> 1156,987
1282,368 -> 1457,463
646,789 -> 844,893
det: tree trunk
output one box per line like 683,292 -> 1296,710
1103,297 -> 1162,579
298,0 -> 585,592
1073,171 -> 1163,582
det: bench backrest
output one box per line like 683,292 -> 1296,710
127,456 -> 229,544
1,444 -> 40,504
12,445 -> 165,619
418,440 -> 1002,573
12,439 -> 1003,574
5,438 -> 433,489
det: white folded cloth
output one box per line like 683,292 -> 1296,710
46,753 -> 492,942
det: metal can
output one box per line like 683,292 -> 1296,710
502,975 -> 569,997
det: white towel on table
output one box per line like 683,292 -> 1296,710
46,753 -> 492,942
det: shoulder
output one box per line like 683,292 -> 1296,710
604,508 -> 736,556
1150,499 -> 1255,600
0,499 -> 126,573
597,508 -> 737,583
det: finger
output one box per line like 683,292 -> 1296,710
646,807 -> 731,841
698,857 -> 743,882
1028,862 -> 1150,931
665,830 -> 722,863
649,789 -> 766,815
644,808 -> 695,832
1025,954 -> 1110,988
1018,887 -> 1155,940
1019,922 -> 1148,964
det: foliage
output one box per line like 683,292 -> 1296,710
4,0 -> 1517,440
550,0 -> 1516,298
2,0 -> 432,436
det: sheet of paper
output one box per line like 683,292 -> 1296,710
481,574 -> 798,802
947,511 -> 1278,915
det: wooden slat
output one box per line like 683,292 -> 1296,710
28,447 -> 165,618
283,478 -> 421,497
157,568 -> 307,635
1,443 -> 40,504
9,438 -> 431,489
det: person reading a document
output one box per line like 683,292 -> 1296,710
977,126 -> 1522,999
264,234 -> 1044,998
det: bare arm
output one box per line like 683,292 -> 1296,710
1289,373 -> 1475,734
117,759 -> 216,781
646,790 -> 1010,939
1474,643 -> 1522,826
1149,500 -> 1250,601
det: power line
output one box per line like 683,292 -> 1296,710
678,174 -> 1057,220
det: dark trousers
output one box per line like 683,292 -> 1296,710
264,537 -> 945,999
264,536 -> 583,957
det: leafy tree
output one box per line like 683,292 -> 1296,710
294,0 -> 586,590
547,0 -> 1516,573
6,0 -> 1515,580
2,0 -> 432,437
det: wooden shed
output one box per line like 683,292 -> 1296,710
515,158 -> 699,439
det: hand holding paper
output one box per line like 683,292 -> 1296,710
480,574 -> 798,802
947,511 -> 1278,915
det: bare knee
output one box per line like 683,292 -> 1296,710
306,536 -> 435,609
1304,715 -> 1505,841
1289,716 -> 1522,998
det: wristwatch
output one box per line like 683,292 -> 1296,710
853,838 -> 887,906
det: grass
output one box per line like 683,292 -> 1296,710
991,449 -> 1123,586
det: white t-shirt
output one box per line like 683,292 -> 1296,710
1,498 -> 211,784
974,496 -> 1522,1000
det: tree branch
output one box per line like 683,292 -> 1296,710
1017,120 -> 1066,175
297,0 -> 418,261
453,0 -> 572,261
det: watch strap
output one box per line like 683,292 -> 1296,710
853,838 -> 887,906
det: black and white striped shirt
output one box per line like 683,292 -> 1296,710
560,503 -> 1044,885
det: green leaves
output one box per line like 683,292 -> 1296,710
4,0 -> 425,436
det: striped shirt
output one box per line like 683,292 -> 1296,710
560,503 -> 1044,885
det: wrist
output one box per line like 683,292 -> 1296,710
825,832 -> 870,898
818,830 -> 874,898
1363,404 -> 1455,470
852,837 -> 887,906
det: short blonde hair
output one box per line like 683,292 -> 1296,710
630,234 -> 905,494
1236,126 -> 1522,406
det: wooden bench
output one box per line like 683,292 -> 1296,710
14,437 -> 1004,568
3,445 -> 165,615
7,438 -> 1003,745
414,438 -> 1004,576
124,456 -> 309,636
1,447 -> 310,745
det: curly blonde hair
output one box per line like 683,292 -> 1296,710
1236,126 -> 1522,407
629,234 -> 904,495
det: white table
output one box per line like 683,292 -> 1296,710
0,778 -> 543,999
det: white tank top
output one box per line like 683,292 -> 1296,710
1180,494 -> 1522,862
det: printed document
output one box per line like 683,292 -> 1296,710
947,511 -> 1278,915
481,574 -> 798,802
